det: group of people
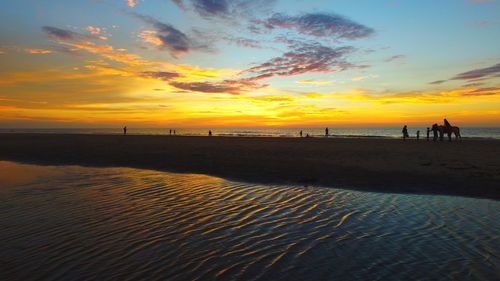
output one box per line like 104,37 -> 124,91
402,119 -> 461,142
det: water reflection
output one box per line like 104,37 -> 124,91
0,161 -> 498,280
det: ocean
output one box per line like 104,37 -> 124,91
1,127 -> 500,139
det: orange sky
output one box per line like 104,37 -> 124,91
1,0 -> 499,128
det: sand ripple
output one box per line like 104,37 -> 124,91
0,161 -> 498,281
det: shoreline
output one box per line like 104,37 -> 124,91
0,133 -> 499,200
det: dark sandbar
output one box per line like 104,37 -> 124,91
0,133 -> 498,199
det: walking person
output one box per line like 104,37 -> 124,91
325,127 -> 329,137
416,130 -> 420,140
123,126 -> 127,135
299,130 -> 303,137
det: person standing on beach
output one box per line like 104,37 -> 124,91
431,124 -> 439,141
402,125 -> 409,141
444,118 -> 453,142
416,130 -> 420,140
209,130 -> 212,136
426,127 -> 430,141
325,127 -> 329,137
123,126 -> 127,135
300,130 -> 303,137
169,129 -> 172,135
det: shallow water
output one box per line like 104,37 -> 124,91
0,161 -> 498,281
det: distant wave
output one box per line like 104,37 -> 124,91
1,127 -> 500,139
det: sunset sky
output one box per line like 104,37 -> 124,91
0,0 -> 499,128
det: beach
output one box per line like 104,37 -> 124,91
0,133 -> 498,199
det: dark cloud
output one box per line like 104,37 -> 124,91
384,54 -> 405,63
451,63 -> 500,80
171,0 -> 276,18
245,42 -> 358,80
462,87 -> 499,96
170,79 -> 264,95
132,13 -> 193,57
256,13 -> 374,40
192,0 -> 229,17
42,26 -> 79,40
222,36 -> 262,49
140,71 -> 181,81
429,80 -> 446,85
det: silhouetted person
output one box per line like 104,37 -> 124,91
208,130 -> 212,136
123,126 -> 127,135
402,125 -> 409,141
431,124 -> 439,141
444,118 -> 452,142
426,127 -> 430,141
306,133 -> 310,138
299,130 -> 303,137
416,130 -> 420,140
325,127 -> 329,137
173,130 -> 176,135
169,129 -> 172,135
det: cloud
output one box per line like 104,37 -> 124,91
140,71 -> 181,81
256,13 -> 374,40
384,54 -> 405,62
345,86 -> 500,104
296,79 -> 333,85
169,79 -> 264,95
429,80 -> 446,85
43,26 -> 106,42
451,63 -> 500,80
25,48 -> 52,54
42,26 -> 79,40
171,0 -> 276,18
132,13 -> 194,57
222,36 -> 263,49
127,0 -> 142,8
245,42 -> 358,80
191,0 -> 229,17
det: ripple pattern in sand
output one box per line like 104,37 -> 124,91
0,161 -> 498,281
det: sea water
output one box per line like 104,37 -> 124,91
0,161 -> 498,280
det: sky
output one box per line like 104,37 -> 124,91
0,0 -> 499,128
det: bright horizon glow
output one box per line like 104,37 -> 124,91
0,0 -> 499,128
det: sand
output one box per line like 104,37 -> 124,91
0,133 -> 498,199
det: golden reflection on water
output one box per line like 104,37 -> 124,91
0,161 -> 498,281
0,161 -> 63,189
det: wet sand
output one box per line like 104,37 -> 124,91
0,133 -> 499,199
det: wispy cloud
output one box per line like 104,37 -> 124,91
296,79 -> 333,85
171,0 -> 276,19
42,26 -> 79,40
126,0 -> 142,8
25,48 -> 52,54
345,86 -> 500,104
451,63 -> 500,80
169,79 -> 264,95
255,13 -> 374,40
245,42 -> 358,80
384,54 -> 405,63
140,71 -> 181,81
132,13 -> 200,57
